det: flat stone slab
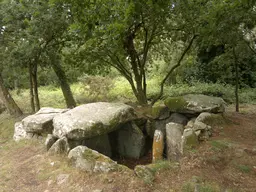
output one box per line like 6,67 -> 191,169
53,102 -> 136,140
164,94 -> 225,114
68,146 -> 128,173
22,107 -> 69,134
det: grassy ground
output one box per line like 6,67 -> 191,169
2,79 -> 256,191
0,104 -> 256,192
11,77 -> 256,113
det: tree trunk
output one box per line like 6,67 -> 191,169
51,55 -> 76,108
233,48 -> 239,112
32,63 -> 40,111
0,73 -> 23,116
135,78 -> 148,105
29,63 -> 36,113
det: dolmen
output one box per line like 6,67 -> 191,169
13,94 -> 226,174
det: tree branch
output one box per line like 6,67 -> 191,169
151,34 -> 198,105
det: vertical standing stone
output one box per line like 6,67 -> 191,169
116,122 -> 145,159
152,130 -> 164,163
166,122 -> 183,161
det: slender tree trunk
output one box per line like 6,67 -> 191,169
31,63 -> 40,111
0,73 -> 23,116
51,55 -> 76,108
135,78 -> 148,105
29,63 -> 36,113
233,48 -> 239,112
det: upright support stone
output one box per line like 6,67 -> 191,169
152,130 -> 164,163
166,122 -> 183,161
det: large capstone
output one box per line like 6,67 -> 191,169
53,102 -> 136,140
164,94 -> 225,114
22,107 -> 69,134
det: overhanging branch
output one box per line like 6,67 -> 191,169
151,34 -> 198,105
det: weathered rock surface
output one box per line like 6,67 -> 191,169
45,134 -> 58,151
82,134 -> 112,157
164,94 -> 225,114
166,122 -> 183,161
169,113 -> 188,126
68,146 -> 126,173
134,165 -> 155,183
146,115 -> 185,138
152,130 -> 164,163
182,128 -> 199,150
195,112 -> 224,125
13,122 -> 33,141
116,122 -> 145,159
48,137 -> 70,155
151,102 -> 170,120
22,107 -> 68,134
53,102 -> 136,140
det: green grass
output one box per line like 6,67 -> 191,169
210,140 -> 230,151
10,76 -> 256,113
182,181 -> 221,192
0,112 -> 17,141
236,165 -> 252,173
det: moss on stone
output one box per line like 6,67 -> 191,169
164,97 -> 188,112
202,114 -> 226,126
151,105 -> 165,119
82,148 -> 114,164
134,165 -> 155,184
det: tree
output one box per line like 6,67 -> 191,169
0,0 -> 76,110
55,0 -> 198,105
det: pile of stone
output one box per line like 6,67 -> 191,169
150,94 -> 225,162
14,102 -> 146,172
13,94 -> 226,175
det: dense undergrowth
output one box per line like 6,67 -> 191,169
11,76 -> 256,113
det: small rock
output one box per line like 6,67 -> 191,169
169,113 -> 188,126
57,174 -> 69,185
45,134 -> 58,151
68,146 -> 126,173
235,149 -> 244,158
92,190 -> 103,192
47,180 -> 53,186
48,137 -> 70,155
151,103 -> 170,120
182,128 -> 199,150
134,165 -> 155,183
195,130 -> 201,136
193,121 -> 207,131
186,119 -> 195,129
13,122 -> 33,141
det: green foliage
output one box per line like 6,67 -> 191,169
210,140 -> 229,151
182,181 -> 221,192
236,165 -> 252,173
0,112 -> 16,140
78,75 -> 113,102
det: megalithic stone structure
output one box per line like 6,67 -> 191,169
152,129 -> 164,163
